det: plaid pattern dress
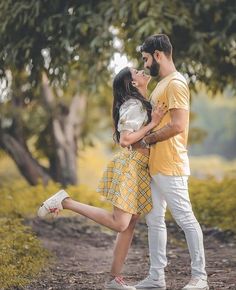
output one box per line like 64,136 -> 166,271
97,149 -> 152,215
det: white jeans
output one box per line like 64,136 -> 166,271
146,173 -> 207,280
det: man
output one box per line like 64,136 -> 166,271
135,34 -> 209,290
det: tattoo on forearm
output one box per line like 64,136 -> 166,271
144,123 -> 176,145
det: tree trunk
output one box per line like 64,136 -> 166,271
0,71 -> 85,186
0,133 -> 50,185
41,73 -> 86,185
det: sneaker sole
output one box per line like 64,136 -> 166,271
182,287 -> 209,290
104,287 -> 136,290
105,287 -> 136,290
135,287 -> 166,290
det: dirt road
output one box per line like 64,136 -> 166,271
25,217 -> 236,290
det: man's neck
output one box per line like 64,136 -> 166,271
159,62 -> 177,79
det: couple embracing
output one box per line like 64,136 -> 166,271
38,34 -> 208,290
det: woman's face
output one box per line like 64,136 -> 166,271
130,68 -> 151,89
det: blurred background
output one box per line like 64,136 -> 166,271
0,0 -> 235,288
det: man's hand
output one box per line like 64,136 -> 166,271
143,108 -> 189,146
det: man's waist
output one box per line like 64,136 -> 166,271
149,163 -> 191,177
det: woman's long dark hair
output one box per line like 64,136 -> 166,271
112,67 -> 152,143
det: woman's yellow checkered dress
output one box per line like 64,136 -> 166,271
97,149 -> 152,215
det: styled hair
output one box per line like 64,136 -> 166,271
140,34 -> 172,57
112,67 -> 152,143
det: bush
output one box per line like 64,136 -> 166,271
0,218 -> 49,289
0,180 -> 109,289
189,177 -> 236,232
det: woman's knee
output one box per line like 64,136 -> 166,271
116,221 -> 130,232
113,207 -> 133,232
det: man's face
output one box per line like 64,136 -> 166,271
142,52 -> 160,77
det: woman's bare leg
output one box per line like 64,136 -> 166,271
62,198 -> 132,232
110,215 -> 139,276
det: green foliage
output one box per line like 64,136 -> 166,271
109,0 -> 236,93
0,218 -> 49,289
189,177 -> 236,233
1,0 -> 235,91
0,0 -> 114,88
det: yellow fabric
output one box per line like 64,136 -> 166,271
149,71 -> 190,176
97,149 -> 152,215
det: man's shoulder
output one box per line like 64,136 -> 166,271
168,72 -> 188,88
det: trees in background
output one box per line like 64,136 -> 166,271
108,0 -> 236,93
0,1 -> 114,185
0,0 -> 235,185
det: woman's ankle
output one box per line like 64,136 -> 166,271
62,197 -> 71,209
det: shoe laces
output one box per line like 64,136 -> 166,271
115,276 -> 127,285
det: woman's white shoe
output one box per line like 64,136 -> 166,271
104,276 -> 136,289
37,190 -> 69,218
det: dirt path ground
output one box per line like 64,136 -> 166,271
25,217 -> 236,290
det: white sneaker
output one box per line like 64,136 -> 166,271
37,190 -> 69,218
135,275 -> 166,289
104,276 -> 136,289
182,277 -> 209,290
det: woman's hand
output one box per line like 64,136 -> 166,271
119,103 -> 167,148
150,103 -> 167,126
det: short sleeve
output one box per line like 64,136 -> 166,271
118,99 -> 148,132
167,79 -> 190,110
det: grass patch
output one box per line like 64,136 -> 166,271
0,218 -> 49,289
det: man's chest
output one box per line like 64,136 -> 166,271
150,83 -> 168,107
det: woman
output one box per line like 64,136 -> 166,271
38,67 -> 166,289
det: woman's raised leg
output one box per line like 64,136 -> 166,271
62,197 -> 132,232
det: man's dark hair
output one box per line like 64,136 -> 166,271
140,34 -> 172,57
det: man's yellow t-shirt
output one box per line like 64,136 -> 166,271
149,71 -> 190,176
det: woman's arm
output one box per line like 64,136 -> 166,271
119,105 -> 166,147
120,122 -> 155,148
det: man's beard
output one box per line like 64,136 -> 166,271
149,57 -> 160,77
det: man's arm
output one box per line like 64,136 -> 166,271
142,108 -> 188,146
